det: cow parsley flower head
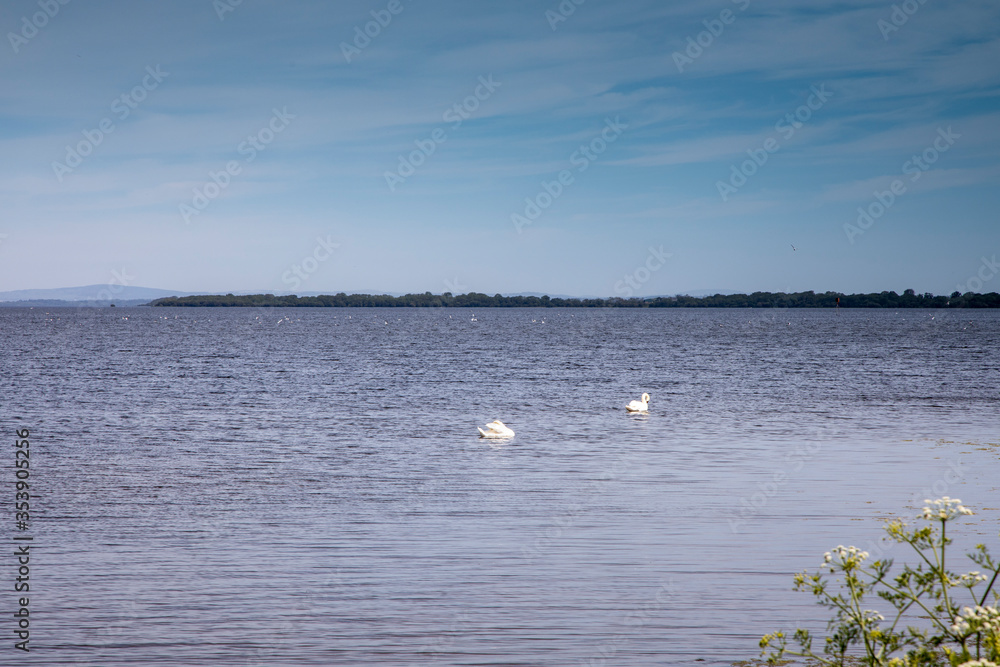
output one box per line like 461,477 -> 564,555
921,496 -> 973,521
951,604 -> 1000,636
860,609 -> 885,627
824,545 -> 870,571
951,571 -> 989,588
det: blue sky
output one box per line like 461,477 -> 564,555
1,0 -> 998,297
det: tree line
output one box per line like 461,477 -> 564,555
147,290 -> 1000,308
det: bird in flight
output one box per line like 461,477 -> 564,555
790,244 -> 798,251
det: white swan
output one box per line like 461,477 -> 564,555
626,393 -> 650,413
478,420 -> 515,438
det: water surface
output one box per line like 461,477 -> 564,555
3,307 -> 998,666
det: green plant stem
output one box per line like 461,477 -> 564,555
874,575 -> 952,638
978,566 -> 1000,606
885,600 -> 915,640
939,521 -> 955,618
846,572 -> 876,661
910,534 -> 940,573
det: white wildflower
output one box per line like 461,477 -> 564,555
861,609 -> 885,626
921,497 -> 974,521
952,604 -> 1000,637
953,571 -> 989,588
823,545 -> 871,570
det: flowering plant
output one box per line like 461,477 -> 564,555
760,497 -> 999,667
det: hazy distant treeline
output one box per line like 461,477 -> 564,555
147,290 -> 1000,308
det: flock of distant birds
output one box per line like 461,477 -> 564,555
477,392 -> 650,439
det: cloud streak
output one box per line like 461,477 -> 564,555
0,0 -> 997,295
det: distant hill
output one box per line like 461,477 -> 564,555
663,289 -> 741,297
0,299 -> 153,308
0,286 -> 411,305
0,285 -> 195,303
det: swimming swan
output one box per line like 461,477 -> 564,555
478,420 -> 515,438
625,393 -> 650,412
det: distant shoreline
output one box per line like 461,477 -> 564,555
146,291 -> 1000,308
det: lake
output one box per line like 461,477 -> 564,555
2,307 -> 998,665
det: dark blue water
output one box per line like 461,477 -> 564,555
2,307 -> 998,666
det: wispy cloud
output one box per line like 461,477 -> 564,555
0,0 -> 997,294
